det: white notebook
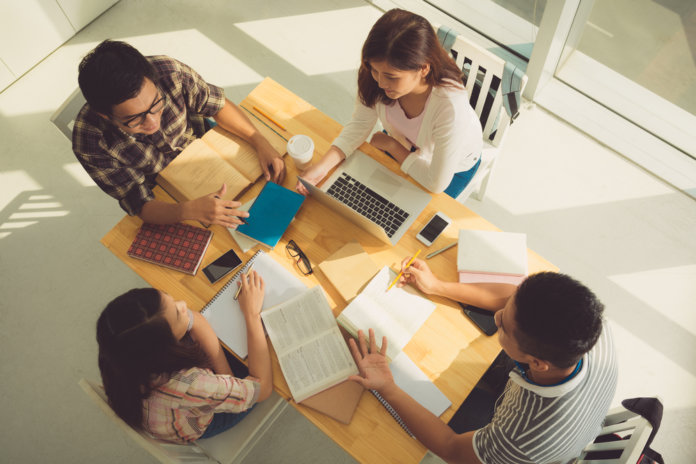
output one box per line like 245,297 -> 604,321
201,250 -> 306,358
457,229 -> 528,276
337,266 -> 435,361
390,352 -> 451,417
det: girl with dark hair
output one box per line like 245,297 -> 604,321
297,9 -> 483,197
96,271 -> 272,443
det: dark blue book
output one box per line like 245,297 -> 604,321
236,181 -> 305,248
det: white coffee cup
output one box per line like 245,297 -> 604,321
287,134 -> 314,171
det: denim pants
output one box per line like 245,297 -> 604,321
199,406 -> 255,439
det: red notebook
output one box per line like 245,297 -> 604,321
127,223 -> 213,275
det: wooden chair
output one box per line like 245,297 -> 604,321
576,403 -> 654,464
439,33 -> 528,203
50,88 -> 86,141
79,378 -> 287,464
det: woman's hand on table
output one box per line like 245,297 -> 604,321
237,270 -> 265,321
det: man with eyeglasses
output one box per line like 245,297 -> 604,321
72,40 -> 286,226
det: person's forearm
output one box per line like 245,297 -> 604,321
245,317 -> 273,401
313,146 -> 345,177
139,200 -> 184,224
213,99 -> 262,145
379,384 -> 473,463
433,281 -> 517,311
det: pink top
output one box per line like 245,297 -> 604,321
384,93 -> 432,149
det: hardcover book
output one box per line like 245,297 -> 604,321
127,222 -> 212,275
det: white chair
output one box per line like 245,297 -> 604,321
440,34 -> 528,203
79,378 -> 288,464
50,88 -> 86,141
576,403 -> 654,464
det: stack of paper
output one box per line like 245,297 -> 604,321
457,230 -> 528,285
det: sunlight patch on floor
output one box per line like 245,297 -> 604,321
235,6 -> 381,76
609,265 -> 696,337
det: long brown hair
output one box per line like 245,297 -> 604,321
96,288 -> 209,428
358,9 -> 463,107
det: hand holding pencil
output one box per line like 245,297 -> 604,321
386,250 -> 421,291
395,255 -> 441,295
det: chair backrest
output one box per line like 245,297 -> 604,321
576,404 -> 654,464
445,35 -> 527,148
50,88 -> 86,141
78,378 -> 216,464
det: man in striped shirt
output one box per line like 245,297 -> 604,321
349,263 -> 618,464
73,40 -> 285,226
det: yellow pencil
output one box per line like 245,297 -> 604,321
253,106 -> 286,131
386,249 -> 421,292
233,263 -> 255,300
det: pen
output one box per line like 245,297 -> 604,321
426,241 -> 457,259
234,263 -> 256,300
253,106 -> 286,131
386,249 -> 421,292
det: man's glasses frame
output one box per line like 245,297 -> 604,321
286,240 -> 312,275
116,91 -> 167,129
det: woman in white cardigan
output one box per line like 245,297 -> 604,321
296,9 -> 482,197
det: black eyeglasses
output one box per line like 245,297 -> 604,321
117,92 -> 167,128
286,240 -> 312,275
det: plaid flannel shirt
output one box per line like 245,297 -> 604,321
143,367 -> 260,443
72,56 -> 226,215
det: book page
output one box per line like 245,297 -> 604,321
337,294 -> 410,360
276,328 -> 358,402
261,286 -> 358,402
156,139 -> 250,202
202,128 -> 262,182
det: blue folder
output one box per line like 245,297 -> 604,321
236,181 -> 305,248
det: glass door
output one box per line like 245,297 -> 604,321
554,0 -> 696,157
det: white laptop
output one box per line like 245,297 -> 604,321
298,151 -> 430,245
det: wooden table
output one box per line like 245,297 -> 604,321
101,78 -> 557,464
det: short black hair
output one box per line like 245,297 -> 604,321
78,40 -> 156,115
513,272 -> 604,368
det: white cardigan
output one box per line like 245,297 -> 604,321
332,83 -> 483,193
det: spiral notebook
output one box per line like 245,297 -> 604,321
200,250 -> 306,358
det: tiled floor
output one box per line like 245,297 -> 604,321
1,1 -> 694,462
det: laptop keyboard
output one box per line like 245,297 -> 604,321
326,173 -> 409,237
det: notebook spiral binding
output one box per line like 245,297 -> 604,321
201,250 -> 263,314
370,389 -> 415,438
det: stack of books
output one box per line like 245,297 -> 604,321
457,229 -> 528,285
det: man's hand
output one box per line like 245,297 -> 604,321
348,329 -> 394,392
181,184 -> 248,228
397,257 -> 442,295
256,143 -> 286,184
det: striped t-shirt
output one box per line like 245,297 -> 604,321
473,321 -> 617,464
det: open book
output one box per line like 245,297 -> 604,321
336,266 -> 435,361
156,118 -> 286,204
261,286 -> 359,403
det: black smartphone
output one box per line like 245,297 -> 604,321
458,303 -> 498,336
203,249 -> 242,284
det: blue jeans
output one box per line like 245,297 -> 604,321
443,158 -> 481,199
199,406 -> 255,439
